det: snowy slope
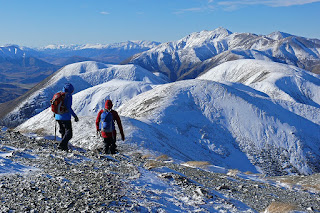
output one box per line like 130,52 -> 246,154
129,28 -> 233,81
2,61 -> 167,127
17,78 -> 320,175
198,59 -> 320,107
48,61 -> 166,87
71,79 -> 157,116
117,80 -> 320,175
266,31 -> 293,40
128,27 -> 320,81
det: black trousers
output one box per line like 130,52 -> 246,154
103,137 -> 117,154
57,120 -> 72,150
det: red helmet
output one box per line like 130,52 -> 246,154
105,100 -> 113,110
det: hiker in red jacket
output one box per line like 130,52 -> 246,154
96,100 -> 125,154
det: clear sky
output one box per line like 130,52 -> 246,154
0,0 -> 319,47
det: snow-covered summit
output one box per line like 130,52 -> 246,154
50,61 -> 167,86
128,28 -> 320,81
198,59 -> 320,107
175,27 -> 232,49
266,31 -> 293,40
139,27 -> 232,55
128,28 -> 235,81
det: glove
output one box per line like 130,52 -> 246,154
74,116 -> 79,122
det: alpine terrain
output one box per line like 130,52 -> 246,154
1,28 -> 320,212
126,27 -> 320,81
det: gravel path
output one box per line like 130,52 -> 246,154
0,130 -> 319,212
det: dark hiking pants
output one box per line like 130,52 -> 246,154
103,137 -> 117,154
57,120 -> 72,150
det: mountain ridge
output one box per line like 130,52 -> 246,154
126,27 -> 320,81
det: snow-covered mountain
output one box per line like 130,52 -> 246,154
40,40 -> 160,51
118,79 -> 320,175
0,41 -> 160,65
266,31 -> 293,40
127,27 -> 320,81
15,59 -> 320,176
36,40 -> 161,65
198,59 -> 320,107
1,61 -> 167,127
0,41 -> 160,62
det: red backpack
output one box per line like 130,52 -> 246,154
50,92 -> 67,114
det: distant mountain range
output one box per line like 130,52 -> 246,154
126,27 -> 320,81
35,40 -> 161,65
1,27 -> 319,103
0,41 -> 160,103
0,45 -> 58,103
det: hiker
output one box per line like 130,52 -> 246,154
55,83 -> 79,151
96,100 -> 125,154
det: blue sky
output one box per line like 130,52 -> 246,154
0,0 -> 319,47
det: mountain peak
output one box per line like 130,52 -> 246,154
172,27 -> 232,50
267,31 -> 293,40
186,27 -> 233,41
212,27 -> 233,35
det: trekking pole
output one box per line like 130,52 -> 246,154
54,120 -> 57,141
54,115 -> 57,141
97,130 -> 101,138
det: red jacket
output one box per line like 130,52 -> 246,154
96,109 -> 125,140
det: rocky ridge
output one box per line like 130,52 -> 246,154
0,129 -> 319,212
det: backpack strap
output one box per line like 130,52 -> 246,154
102,108 -> 111,121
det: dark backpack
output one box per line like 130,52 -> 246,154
50,92 -> 67,114
100,109 -> 115,133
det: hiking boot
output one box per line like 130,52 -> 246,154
58,145 -> 68,152
104,148 -> 110,155
110,148 -> 117,154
